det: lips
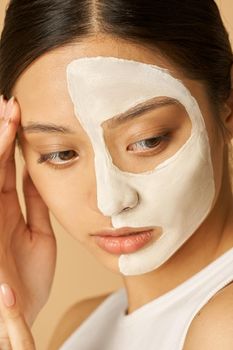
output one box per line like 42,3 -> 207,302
90,227 -> 160,254
93,230 -> 154,254
90,226 -> 155,237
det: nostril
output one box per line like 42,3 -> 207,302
121,192 -> 140,213
122,206 -> 131,212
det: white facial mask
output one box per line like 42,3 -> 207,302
66,56 -> 215,276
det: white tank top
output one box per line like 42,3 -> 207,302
59,247 -> 233,350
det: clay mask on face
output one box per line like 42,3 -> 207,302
66,56 -> 215,276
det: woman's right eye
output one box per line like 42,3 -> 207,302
37,150 -> 79,167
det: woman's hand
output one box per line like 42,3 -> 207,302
0,95 -> 57,342
0,282 -> 36,349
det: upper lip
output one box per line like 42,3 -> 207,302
90,227 -> 154,237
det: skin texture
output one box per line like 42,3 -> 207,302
12,34 -> 233,317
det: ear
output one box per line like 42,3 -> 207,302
221,64 -> 233,140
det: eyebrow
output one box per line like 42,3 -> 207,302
20,97 -> 179,134
20,122 -> 76,134
106,97 -> 179,128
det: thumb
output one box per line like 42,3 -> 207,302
0,283 -> 36,349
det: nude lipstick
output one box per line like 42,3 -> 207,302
91,228 -> 154,254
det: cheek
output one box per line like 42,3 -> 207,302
22,151 -> 99,239
209,134 -> 226,194
203,116 -> 225,195
193,96 -> 225,193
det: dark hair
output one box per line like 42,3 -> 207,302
0,0 -> 232,109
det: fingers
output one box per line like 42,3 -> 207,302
23,167 -> 54,237
0,283 -> 36,350
0,95 -> 21,193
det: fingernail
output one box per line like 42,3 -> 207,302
0,283 -> 16,307
0,95 -> 5,118
4,96 -> 15,120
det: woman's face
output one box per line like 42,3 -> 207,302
13,35 -> 229,274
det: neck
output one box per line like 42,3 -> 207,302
122,172 -> 233,315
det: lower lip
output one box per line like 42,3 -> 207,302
93,230 -> 153,254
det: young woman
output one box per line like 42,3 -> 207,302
0,1 -> 233,349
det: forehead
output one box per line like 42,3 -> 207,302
66,56 -> 194,127
12,36 -> 209,131
13,35 -> 185,102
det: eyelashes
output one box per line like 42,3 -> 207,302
37,150 -> 79,167
37,133 -> 170,169
127,133 -> 170,152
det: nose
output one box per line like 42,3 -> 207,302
95,162 -> 139,217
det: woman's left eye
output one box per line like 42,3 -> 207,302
127,134 -> 170,152
37,150 -> 79,167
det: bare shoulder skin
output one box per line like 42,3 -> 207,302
48,293 -> 111,350
183,281 -> 233,349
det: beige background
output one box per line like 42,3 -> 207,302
0,1 -> 232,349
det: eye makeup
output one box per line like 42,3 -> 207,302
37,150 -> 79,168
127,133 -> 170,154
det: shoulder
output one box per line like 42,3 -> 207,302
48,292 -> 111,350
183,282 -> 233,350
